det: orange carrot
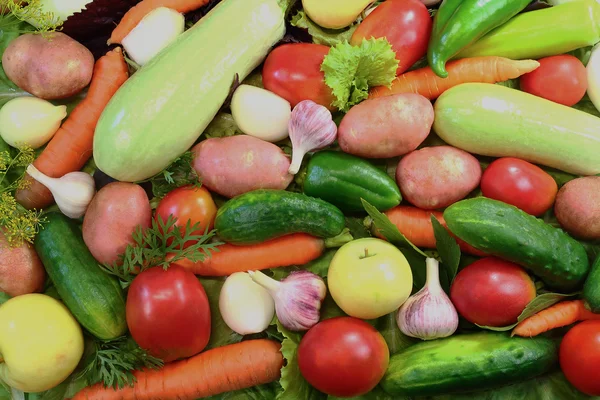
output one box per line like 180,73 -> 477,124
512,299 -> 600,337
369,57 -> 539,100
375,206 -> 487,257
108,0 -> 211,45
173,231 -> 353,276
15,48 -> 129,210
72,339 -> 283,400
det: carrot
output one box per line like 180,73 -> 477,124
108,0 -> 211,45
72,339 -> 283,400
374,206 -> 487,257
15,48 -> 129,210
369,57 -> 539,100
512,299 -> 600,337
173,231 -> 353,276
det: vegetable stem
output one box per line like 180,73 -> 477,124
425,257 -> 442,291
324,228 -> 354,248
248,270 -> 281,292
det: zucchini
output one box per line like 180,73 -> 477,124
35,212 -> 127,340
303,151 -> 401,213
584,254 -> 600,312
443,198 -> 589,291
215,189 -> 346,244
433,83 -> 600,176
381,332 -> 558,397
93,0 -> 286,182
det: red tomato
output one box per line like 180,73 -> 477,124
520,55 -> 587,106
350,0 -> 432,75
262,43 -> 336,110
298,317 -> 389,397
480,157 -> 558,216
126,265 -> 211,362
560,320 -> 600,395
450,257 -> 536,327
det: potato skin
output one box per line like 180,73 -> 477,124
2,32 -> 94,100
0,230 -> 45,297
82,182 -> 152,265
396,146 -> 482,210
192,135 -> 294,198
338,93 -> 434,158
554,176 -> 600,240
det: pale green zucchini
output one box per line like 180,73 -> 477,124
433,83 -> 600,176
93,0 -> 286,181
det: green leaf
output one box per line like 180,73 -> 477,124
431,215 -> 461,287
345,216 -> 372,239
199,277 -> 244,350
568,46 -> 592,66
203,112 -> 243,139
328,385 -> 401,400
321,38 -> 399,111
205,382 -> 281,400
0,291 -> 9,305
290,11 -> 357,47
377,312 -> 416,355
304,249 -> 337,278
319,289 -> 347,321
573,94 -> 600,118
495,78 -> 520,89
0,63 -> 28,108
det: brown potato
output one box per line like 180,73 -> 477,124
2,32 -> 94,100
0,230 -> 46,297
554,176 -> 600,240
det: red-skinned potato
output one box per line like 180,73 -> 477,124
192,135 -> 294,198
0,230 -> 45,297
396,146 -> 481,210
554,176 -> 600,240
82,182 -> 152,265
2,32 -> 94,100
338,93 -> 434,158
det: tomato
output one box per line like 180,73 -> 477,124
350,0 -> 432,75
480,157 -> 558,216
262,43 -> 336,110
297,317 -> 389,397
126,264 -> 211,363
560,320 -> 600,395
520,55 -> 587,106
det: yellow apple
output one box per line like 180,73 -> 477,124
302,0 -> 373,29
328,238 -> 413,319
0,294 -> 84,392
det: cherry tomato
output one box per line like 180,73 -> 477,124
262,43 -> 336,110
298,317 -> 389,397
560,320 -> 600,395
350,0 -> 432,75
520,55 -> 587,106
126,265 -> 211,362
480,157 -> 558,216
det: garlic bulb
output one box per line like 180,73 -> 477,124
248,270 -> 326,331
26,165 -> 96,219
288,100 -> 338,174
219,272 -> 275,335
397,258 -> 459,340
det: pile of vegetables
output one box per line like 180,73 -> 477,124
1,0 -> 600,399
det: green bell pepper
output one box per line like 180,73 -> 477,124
428,0 -> 531,78
457,0 -> 600,60
302,151 -> 401,213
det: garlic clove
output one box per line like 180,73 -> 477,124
26,165 -> 96,219
288,100 -> 338,174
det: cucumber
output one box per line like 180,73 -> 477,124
215,189 -> 346,244
93,0 -> 286,182
35,212 -> 127,340
381,332 -> 558,397
443,198 -> 589,291
584,254 -> 600,312
433,83 -> 600,176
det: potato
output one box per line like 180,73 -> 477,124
0,230 -> 45,297
338,93 -> 434,158
554,176 -> 600,240
192,135 -> 294,198
82,182 -> 152,265
2,32 -> 94,100
396,146 -> 482,210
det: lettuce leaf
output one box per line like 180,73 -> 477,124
199,277 -> 244,350
573,94 -> 600,118
203,112 -> 243,139
321,38 -> 398,112
290,11 -> 357,47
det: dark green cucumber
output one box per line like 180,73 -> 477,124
214,189 -> 345,244
584,254 -> 600,312
303,151 -> 401,213
381,332 -> 558,397
35,212 -> 127,340
444,197 -> 589,291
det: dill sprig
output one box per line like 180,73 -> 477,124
100,214 -> 222,288
0,0 -> 62,33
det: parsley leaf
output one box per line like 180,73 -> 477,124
145,151 -> 201,199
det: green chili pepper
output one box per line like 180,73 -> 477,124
428,0 -> 532,78
456,0 -> 600,60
